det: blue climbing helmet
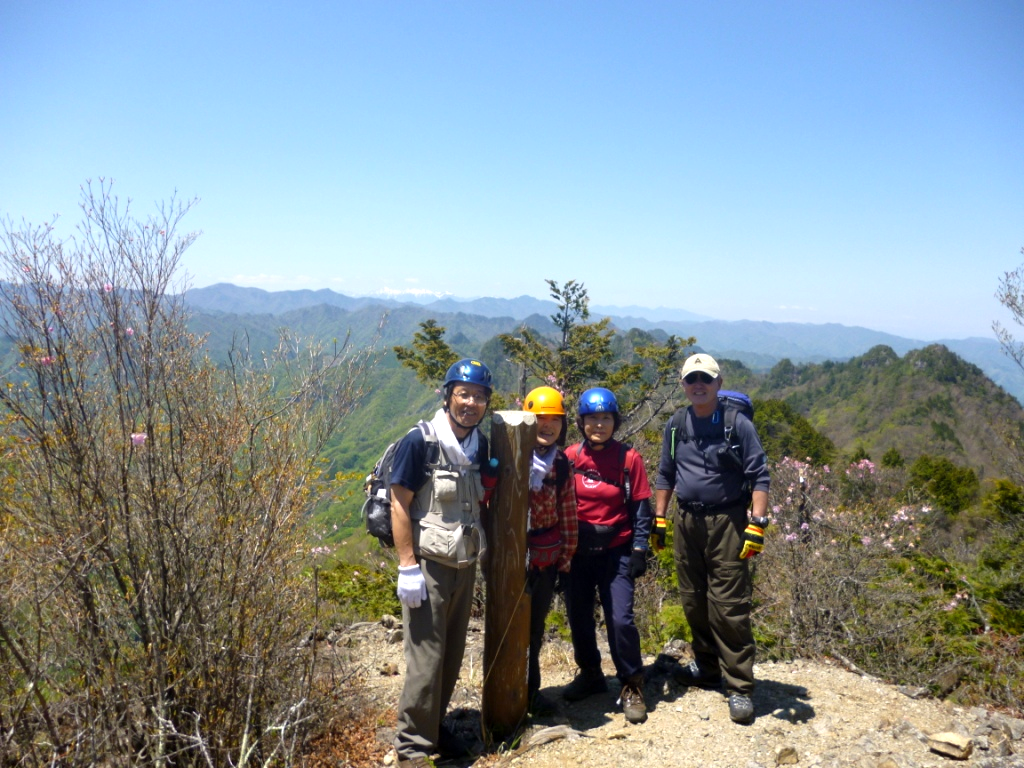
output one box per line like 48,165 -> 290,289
577,386 -> 621,436
443,359 -> 493,394
578,387 -> 618,415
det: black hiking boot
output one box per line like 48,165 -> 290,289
672,660 -> 722,689
728,693 -> 755,724
528,691 -> 558,716
437,723 -> 474,758
562,666 -> 608,702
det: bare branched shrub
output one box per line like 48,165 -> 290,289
0,181 -> 377,766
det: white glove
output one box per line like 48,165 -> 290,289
397,564 -> 427,608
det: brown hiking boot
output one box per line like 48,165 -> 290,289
620,675 -> 648,724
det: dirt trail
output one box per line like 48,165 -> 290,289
333,618 -> 1024,768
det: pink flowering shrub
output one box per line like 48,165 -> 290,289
754,455 -> 1023,710
756,456 -> 931,663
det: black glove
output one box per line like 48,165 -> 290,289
629,549 -> 648,579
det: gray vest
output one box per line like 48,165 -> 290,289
411,447 -> 486,568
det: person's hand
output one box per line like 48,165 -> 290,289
651,516 -> 668,550
629,549 -> 648,579
739,522 -> 765,560
480,457 -> 499,507
397,564 -> 427,607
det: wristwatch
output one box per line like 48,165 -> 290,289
750,516 -> 769,527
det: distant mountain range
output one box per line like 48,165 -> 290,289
182,283 -> 1024,404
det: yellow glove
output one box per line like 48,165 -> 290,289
651,516 -> 668,550
739,522 -> 765,560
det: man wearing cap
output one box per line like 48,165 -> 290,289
655,353 -> 770,724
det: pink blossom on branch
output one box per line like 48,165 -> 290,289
130,432 -> 147,446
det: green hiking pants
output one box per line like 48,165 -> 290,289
673,504 -> 755,696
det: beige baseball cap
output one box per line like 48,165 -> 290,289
680,353 -> 720,380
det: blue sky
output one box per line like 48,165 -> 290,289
2,1 -> 1022,341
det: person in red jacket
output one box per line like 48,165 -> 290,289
562,387 -> 654,725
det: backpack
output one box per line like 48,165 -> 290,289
668,390 -> 754,474
362,421 -> 440,548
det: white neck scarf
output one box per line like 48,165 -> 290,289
430,409 -> 478,467
530,446 -> 556,491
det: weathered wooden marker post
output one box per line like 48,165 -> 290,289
481,410 -> 535,741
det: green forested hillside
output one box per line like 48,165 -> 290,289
319,359 -> 439,478
187,303 -> 521,359
310,359 -> 442,541
309,339 -> 1024,541
745,344 -> 1024,479
174,299 -> 1024,537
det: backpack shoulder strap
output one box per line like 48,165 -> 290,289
620,442 -> 633,505
669,408 -> 688,460
542,451 -> 571,504
723,404 -> 737,442
551,451 -> 570,487
416,420 -> 445,468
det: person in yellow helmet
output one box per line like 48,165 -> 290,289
522,385 -> 578,716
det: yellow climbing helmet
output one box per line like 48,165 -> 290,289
524,386 -> 565,416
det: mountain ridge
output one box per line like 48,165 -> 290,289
182,284 -> 1024,403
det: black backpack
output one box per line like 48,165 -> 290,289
361,421 -> 440,548
668,390 -> 754,473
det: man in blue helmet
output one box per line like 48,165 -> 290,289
389,358 -> 492,766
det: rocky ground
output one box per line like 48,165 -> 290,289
323,617 -> 1024,768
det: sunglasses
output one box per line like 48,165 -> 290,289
683,372 -> 715,385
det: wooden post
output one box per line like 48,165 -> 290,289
481,410 -> 535,741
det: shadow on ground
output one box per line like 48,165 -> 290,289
429,654 -> 817,765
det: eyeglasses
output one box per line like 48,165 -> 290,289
683,372 -> 715,385
452,391 -> 489,405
